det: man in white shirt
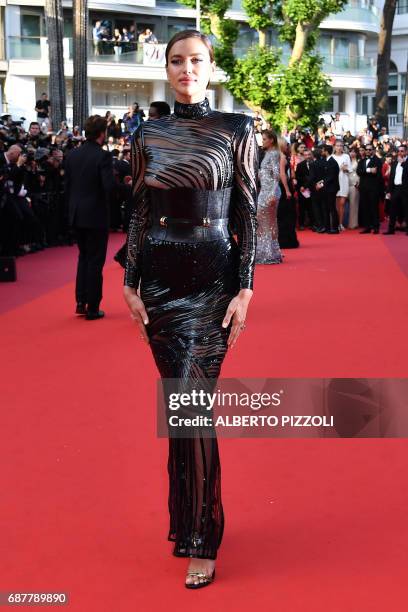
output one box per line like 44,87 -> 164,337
383,145 -> 408,235
331,113 -> 344,139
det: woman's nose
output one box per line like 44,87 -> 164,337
183,60 -> 193,74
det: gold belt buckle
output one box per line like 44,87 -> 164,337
202,217 -> 211,227
160,216 -> 168,227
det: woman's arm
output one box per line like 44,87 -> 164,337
230,116 -> 259,291
223,116 -> 258,347
280,153 -> 291,197
123,124 -> 150,341
124,124 -> 149,290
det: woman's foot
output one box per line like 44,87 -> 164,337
185,558 -> 215,587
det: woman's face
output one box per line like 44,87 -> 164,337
166,37 -> 215,104
334,142 -> 343,155
262,134 -> 275,150
298,144 -> 305,156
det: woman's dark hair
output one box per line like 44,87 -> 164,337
261,129 -> 278,148
165,29 -> 214,66
84,115 -> 107,141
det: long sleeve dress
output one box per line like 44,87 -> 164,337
124,97 -> 258,560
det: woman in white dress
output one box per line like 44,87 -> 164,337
332,140 -> 351,231
348,148 -> 359,229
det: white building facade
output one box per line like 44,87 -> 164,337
0,0 -> 406,134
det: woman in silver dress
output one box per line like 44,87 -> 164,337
256,129 -> 290,264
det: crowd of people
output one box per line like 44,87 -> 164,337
92,21 -> 158,58
252,111 -> 408,267
0,99 -> 407,264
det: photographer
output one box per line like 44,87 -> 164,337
0,144 -> 43,256
25,122 -> 49,149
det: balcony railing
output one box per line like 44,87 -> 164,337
8,36 -> 167,66
321,54 -> 376,76
7,36 -> 376,76
324,0 -> 379,24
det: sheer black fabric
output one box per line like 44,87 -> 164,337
124,98 -> 258,560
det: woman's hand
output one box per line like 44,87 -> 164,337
123,286 -> 149,343
222,289 -> 253,348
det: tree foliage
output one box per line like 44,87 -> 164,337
179,0 -> 347,129
270,55 -> 332,127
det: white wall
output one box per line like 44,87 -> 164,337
4,74 -> 37,125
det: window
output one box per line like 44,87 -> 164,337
167,21 -> 196,43
388,96 -> 398,114
91,81 -> 152,109
388,73 -> 398,90
324,96 -> 334,113
21,14 -> 43,37
334,37 -> 350,60
396,0 -> 408,14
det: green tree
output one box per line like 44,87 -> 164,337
181,0 -> 347,129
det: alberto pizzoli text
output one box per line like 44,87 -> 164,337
168,415 -> 334,428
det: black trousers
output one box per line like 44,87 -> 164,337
360,189 -> 380,230
312,190 -> 325,228
298,192 -> 315,227
0,195 -> 43,255
74,227 -> 109,311
388,187 -> 408,230
323,191 -> 339,230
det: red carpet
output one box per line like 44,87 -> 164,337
1,230 -> 408,611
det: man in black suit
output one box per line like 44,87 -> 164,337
309,147 -> 326,232
319,144 -> 340,234
383,144 -> 408,235
65,115 -> 116,320
357,144 -> 383,234
295,148 -> 315,229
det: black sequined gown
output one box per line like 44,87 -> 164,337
124,98 -> 258,560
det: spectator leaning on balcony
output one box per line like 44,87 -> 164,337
93,20 -> 103,56
112,28 -> 123,59
35,93 -> 51,133
144,28 -> 158,44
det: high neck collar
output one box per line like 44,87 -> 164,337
174,97 -> 211,119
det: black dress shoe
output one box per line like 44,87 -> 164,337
317,227 -> 326,233
75,302 -> 87,315
327,229 -> 340,234
359,228 -> 371,234
85,309 -> 105,320
383,230 -> 395,235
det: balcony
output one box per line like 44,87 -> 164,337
8,36 -> 167,66
7,36 -> 376,86
321,54 -> 376,76
321,0 -> 380,33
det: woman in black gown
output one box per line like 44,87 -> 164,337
123,30 -> 258,588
